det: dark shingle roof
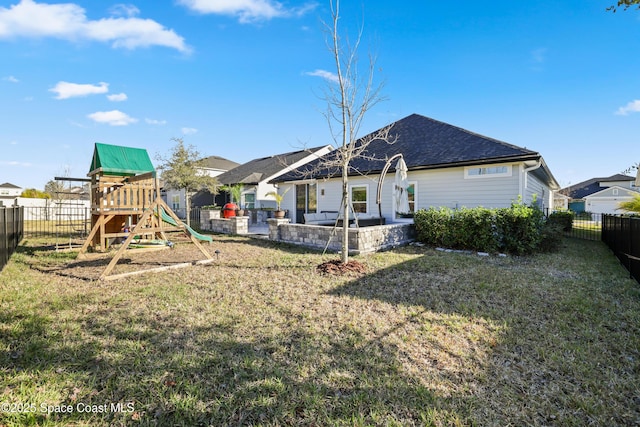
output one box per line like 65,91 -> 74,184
0,182 -> 21,189
216,146 -> 330,185
199,156 -> 239,171
275,114 -> 540,181
560,174 -> 635,199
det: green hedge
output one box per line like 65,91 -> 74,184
547,211 -> 573,232
414,202 -> 562,255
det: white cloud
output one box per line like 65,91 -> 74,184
305,69 -> 339,83
0,0 -> 190,53
88,110 -> 138,126
615,99 -> 640,116
3,75 -> 19,82
146,118 -> 167,125
178,0 -> 316,23
107,92 -> 127,102
1,160 -> 31,167
108,4 -> 140,18
50,81 -> 108,99
181,127 -> 198,135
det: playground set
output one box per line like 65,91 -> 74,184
77,143 -> 215,280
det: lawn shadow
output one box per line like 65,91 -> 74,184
0,293 -> 460,426
325,241 -> 640,425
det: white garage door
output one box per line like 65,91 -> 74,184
585,198 -> 625,214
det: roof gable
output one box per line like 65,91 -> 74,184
89,143 -> 155,177
217,146 -> 331,185
584,185 -> 639,199
0,182 -> 21,189
199,156 -> 240,171
560,174 -> 636,199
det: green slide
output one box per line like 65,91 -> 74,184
159,208 -> 213,243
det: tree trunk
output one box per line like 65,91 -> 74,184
341,162 -> 349,264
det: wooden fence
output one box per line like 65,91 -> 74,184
0,206 -> 24,272
602,214 -> 640,284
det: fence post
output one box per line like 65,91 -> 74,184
1,207 -> 7,270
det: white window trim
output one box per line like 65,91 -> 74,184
464,164 -> 512,179
349,184 -> 369,214
393,181 -> 417,219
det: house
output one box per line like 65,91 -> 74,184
163,155 -> 240,217
0,182 -> 22,206
215,145 -> 333,210
559,174 -> 638,214
273,113 -> 560,223
553,192 -> 570,211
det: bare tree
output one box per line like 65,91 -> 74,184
156,137 -> 219,226
315,0 -> 394,264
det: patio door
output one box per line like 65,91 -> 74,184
296,183 -> 317,223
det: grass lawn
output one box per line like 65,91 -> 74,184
1,235 -> 639,426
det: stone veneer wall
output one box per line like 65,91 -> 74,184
201,210 -> 249,235
267,219 -> 415,254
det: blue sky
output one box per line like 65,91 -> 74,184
1,0 -> 639,191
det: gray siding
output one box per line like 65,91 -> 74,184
412,166 -> 520,210
280,161 -> 557,223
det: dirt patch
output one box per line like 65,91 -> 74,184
316,259 -> 368,276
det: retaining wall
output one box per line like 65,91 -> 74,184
267,219 -> 415,254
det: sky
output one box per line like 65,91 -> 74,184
1,0 -> 639,191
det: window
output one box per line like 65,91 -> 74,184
296,183 -> 317,223
243,193 -> 255,209
171,195 -> 180,210
465,165 -> 511,179
612,189 -> 619,196
351,185 -> 368,213
407,183 -> 416,213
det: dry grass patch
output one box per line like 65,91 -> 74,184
0,235 -> 639,426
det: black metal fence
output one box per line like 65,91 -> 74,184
602,214 -> 640,283
1,206 -> 24,272
567,212 -> 602,241
23,206 -> 91,239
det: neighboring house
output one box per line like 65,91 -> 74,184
0,182 -> 22,206
162,155 -> 240,217
273,113 -> 560,224
215,145 -> 333,210
559,174 -> 638,214
553,192 -> 570,211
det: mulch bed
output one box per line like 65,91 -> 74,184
316,259 -> 368,276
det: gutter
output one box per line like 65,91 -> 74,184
520,159 -> 542,202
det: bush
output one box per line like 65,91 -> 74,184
414,207 -> 452,247
538,222 -> 564,252
547,211 -> 573,232
414,201 -> 555,255
494,202 -> 544,255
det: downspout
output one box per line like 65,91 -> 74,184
522,159 -> 542,203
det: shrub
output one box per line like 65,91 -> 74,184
494,201 -> 544,255
414,207 -> 452,247
414,201 -> 554,255
547,211 -> 573,232
453,207 -> 498,252
538,222 -> 564,252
